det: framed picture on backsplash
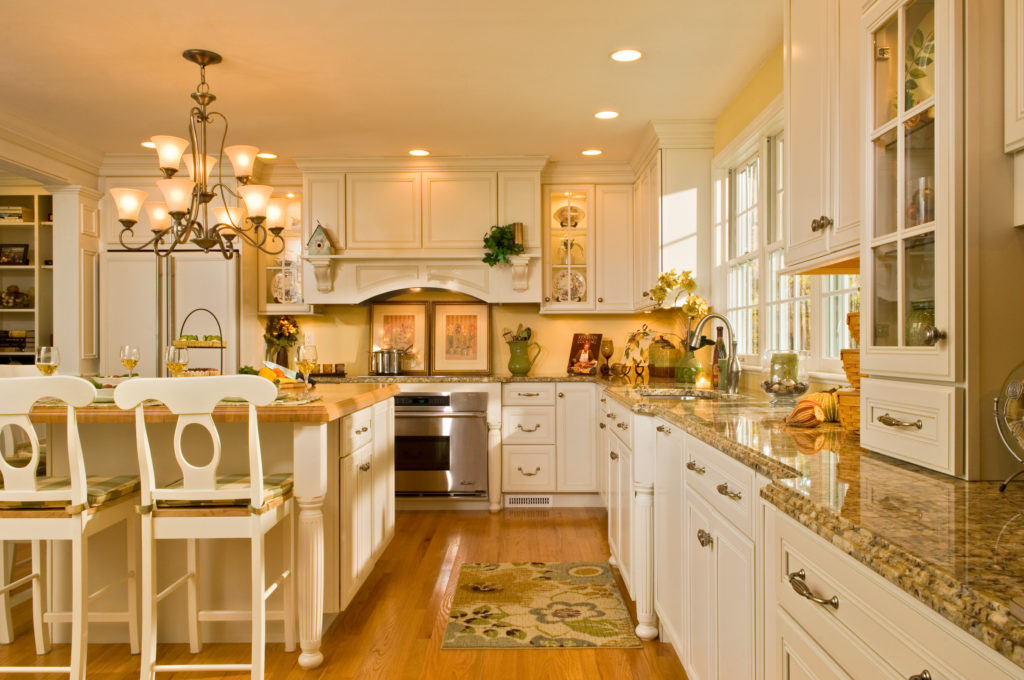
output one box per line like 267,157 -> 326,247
369,302 -> 429,374
567,333 -> 602,375
430,302 -> 491,375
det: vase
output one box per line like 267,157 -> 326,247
674,349 -> 702,386
267,345 -> 290,368
507,340 -> 541,376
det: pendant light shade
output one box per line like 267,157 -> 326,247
109,188 -> 148,224
186,154 -> 218,184
143,202 -> 171,232
266,198 -> 286,229
213,205 -> 244,228
237,184 -> 273,218
150,135 -> 190,172
157,178 -> 196,214
224,145 -> 259,180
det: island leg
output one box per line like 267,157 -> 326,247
292,424 -> 328,669
487,420 -> 502,512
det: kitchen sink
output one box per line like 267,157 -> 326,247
634,387 -> 748,402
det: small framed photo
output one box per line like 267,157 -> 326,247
0,244 -> 29,266
431,302 -> 491,375
369,302 -> 429,374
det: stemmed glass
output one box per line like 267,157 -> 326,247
36,346 -> 60,375
600,339 -> 615,377
296,344 -> 318,391
164,346 -> 189,378
120,345 -> 140,377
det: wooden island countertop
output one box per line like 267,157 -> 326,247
29,382 -> 401,425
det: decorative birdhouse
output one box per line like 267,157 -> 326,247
306,221 -> 335,256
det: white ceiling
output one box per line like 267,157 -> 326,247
0,0 -> 781,164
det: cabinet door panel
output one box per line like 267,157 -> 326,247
684,493 -> 716,680
100,253 -> 159,376
356,447 -> 373,581
654,427 -> 685,650
346,173 -> 421,249
556,383 -> 597,491
423,172 -> 497,249
829,0 -> 862,250
715,513 -> 756,680
498,171 -> 541,250
785,0 -> 832,265
618,446 -> 633,590
595,185 -> 635,312
776,610 -> 853,680
606,432 -> 620,559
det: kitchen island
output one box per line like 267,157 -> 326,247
30,382 -> 399,670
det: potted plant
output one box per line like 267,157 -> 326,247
481,224 -> 525,266
264,315 -> 299,367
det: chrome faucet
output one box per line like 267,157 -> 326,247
688,313 -> 741,394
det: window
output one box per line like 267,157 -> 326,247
714,116 -> 860,377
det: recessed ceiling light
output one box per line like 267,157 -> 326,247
409,149 -> 430,157
610,49 -> 643,62
256,152 -> 277,159
286,192 -> 295,199
581,149 -> 603,156
140,141 -> 156,149
595,111 -> 619,119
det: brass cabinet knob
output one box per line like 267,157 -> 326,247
598,297 -> 604,303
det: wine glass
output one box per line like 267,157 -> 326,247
120,344 -> 140,377
297,344 -> 318,390
164,346 -> 189,378
600,339 -> 615,376
36,346 -> 60,376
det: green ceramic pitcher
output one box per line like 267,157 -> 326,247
507,340 -> 541,376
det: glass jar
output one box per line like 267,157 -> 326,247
674,349 -> 703,386
905,299 -> 935,346
760,349 -> 810,405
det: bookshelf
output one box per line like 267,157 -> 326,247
0,186 -> 53,365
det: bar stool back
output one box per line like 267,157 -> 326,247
115,375 -> 295,680
0,376 -> 140,679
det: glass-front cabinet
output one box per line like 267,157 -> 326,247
862,0 -> 955,380
255,192 -> 315,314
542,186 -> 596,311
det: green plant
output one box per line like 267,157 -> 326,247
905,27 -> 934,109
264,315 -> 299,349
482,224 -> 524,266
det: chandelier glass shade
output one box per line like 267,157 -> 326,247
110,49 -> 284,259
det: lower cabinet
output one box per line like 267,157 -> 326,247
653,425 -> 686,652
775,609 -> 854,680
339,402 -> 395,611
606,433 -> 633,592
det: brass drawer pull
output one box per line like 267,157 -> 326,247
610,451 -> 619,461
517,466 -> 541,477
516,423 -> 541,433
606,412 -> 616,420
359,462 -> 371,473
686,460 -> 706,475
517,392 -> 540,397
656,424 -> 671,434
697,529 -> 713,548
599,422 -> 607,429
616,422 -> 629,430
909,672 -> 932,680
716,483 -> 742,501
877,413 -> 923,430
788,570 -> 839,609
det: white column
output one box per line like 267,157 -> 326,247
487,421 -> 502,512
632,481 -> 658,640
291,423 -> 328,669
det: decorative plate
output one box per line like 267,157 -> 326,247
553,205 -> 585,229
552,270 -> 586,302
995,360 -> 1024,466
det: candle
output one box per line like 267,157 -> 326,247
512,222 -> 524,246
696,376 -> 712,390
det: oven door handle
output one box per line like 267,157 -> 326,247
394,412 -> 487,418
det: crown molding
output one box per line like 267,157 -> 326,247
630,119 -> 716,171
293,155 -> 549,173
0,110 -> 103,187
541,161 -> 635,185
98,153 -> 165,179
255,161 -> 303,187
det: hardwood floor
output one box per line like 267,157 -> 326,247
0,508 -> 687,679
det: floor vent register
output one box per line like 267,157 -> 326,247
503,494 -> 553,508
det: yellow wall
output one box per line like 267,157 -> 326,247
713,45 -> 784,155
263,292 -> 698,378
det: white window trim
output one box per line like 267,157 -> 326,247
712,95 -> 853,382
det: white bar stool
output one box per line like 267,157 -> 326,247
115,375 -> 295,680
0,376 -> 140,679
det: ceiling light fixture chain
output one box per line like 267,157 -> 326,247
110,48 -> 284,260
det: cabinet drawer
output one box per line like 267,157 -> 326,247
685,437 -> 755,538
773,512 -> 1021,680
342,408 -> 374,456
860,378 -> 959,475
501,406 -> 556,445
602,397 -> 633,449
502,446 -> 555,492
502,383 -> 556,406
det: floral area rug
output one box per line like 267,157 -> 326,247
441,561 -> 642,649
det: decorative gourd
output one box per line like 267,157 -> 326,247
806,388 -> 840,422
785,399 -> 826,428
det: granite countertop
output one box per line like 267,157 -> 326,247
604,382 -> 1024,668
316,374 -> 602,384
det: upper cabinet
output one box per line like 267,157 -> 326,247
422,172 -> 498,249
784,0 -> 862,270
346,172 -> 422,250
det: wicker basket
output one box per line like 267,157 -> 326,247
173,340 -> 227,349
840,349 -> 861,389
837,389 -> 860,434
846,311 -> 860,346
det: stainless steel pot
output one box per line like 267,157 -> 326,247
371,349 -> 406,375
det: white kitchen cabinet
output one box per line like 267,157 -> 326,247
99,252 -> 160,375
370,399 -> 395,560
555,383 -> 598,491
685,492 -> 716,680
653,423 -> 686,653
784,0 -> 862,269
498,171 -> 541,250
632,155 -> 659,310
345,172 -> 422,249
775,609 -> 854,680
595,185 -> 636,313
605,429 -> 620,560
542,185 -> 597,311
422,172 -> 497,250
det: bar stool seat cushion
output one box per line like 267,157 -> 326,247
158,472 -> 294,513
0,475 -> 140,510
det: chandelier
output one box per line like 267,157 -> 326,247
109,49 -> 284,260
